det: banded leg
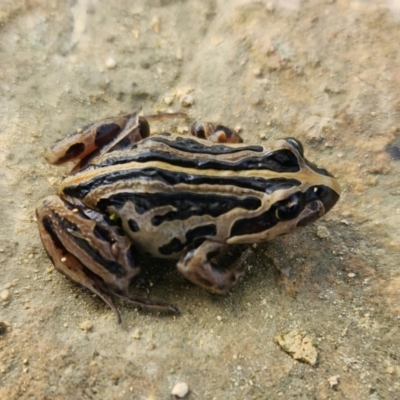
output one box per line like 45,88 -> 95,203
36,195 -> 178,323
46,109 -> 187,173
177,240 -> 250,294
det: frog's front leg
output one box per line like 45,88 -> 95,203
36,195 -> 178,323
177,240 -> 249,294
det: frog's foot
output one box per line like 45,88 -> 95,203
177,240 -> 249,294
36,195 -> 177,323
191,122 -> 243,143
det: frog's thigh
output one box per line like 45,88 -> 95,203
37,196 -> 140,302
177,240 -> 246,294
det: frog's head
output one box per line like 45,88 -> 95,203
279,137 -> 340,226
228,137 -> 341,243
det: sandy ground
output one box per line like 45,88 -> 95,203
1,0 -> 400,399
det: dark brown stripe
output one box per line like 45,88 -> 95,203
150,136 -> 263,155
57,142 -> 85,164
304,159 -> 334,178
95,123 -> 122,147
42,215 -> 66,251
159,224 -> 217,256
64,168 -> 301,199
128,219 -> 140,232
95,148 -> 300,173
230,185 -> 340,237
51,211 -> 126,277
97,192 -> 261,225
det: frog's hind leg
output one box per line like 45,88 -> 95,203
46,109 -> 188,174
36,195 -> 178,322
45,110 -> 145,167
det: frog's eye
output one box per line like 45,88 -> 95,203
275,194 -> 303,221
285,137 -> 304,157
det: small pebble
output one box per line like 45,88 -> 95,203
328,375 -> 340,388
316,225 -> 330,239
132,29 -> 140,39
23,359 -> 29,365
47,177 -> 57,186
151,17 -> 160,33
348,273 -> 356,278
132,328 -> 141,339
163,96 -> 174,106
180,94 -> 194,107
176,126 -> 188,134
105,57 -> 117,69
60,257 -> 67,263
386,366 -> 394,374
216,315 -> 222,322
252,66 -> 263,78
266,2 -> 275,11
146,343 -> 156,351
0,289 -> 10,301
171,382 -> 189,398
370,111 -> 376,117
79,320 -> 93,332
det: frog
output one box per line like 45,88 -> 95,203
36,109 -> 340,322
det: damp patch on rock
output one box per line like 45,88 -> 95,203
385,138 -> 400,160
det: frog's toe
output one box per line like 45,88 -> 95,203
112,290 -> 180,315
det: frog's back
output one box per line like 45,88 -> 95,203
59,133 -> 338,258
60,132 -> 304,201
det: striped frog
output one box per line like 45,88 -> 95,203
37,110 -> 340,322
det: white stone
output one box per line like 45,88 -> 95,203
105,57 -> 117,69
171,382 -> 189,398
0,290 -> 10,301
